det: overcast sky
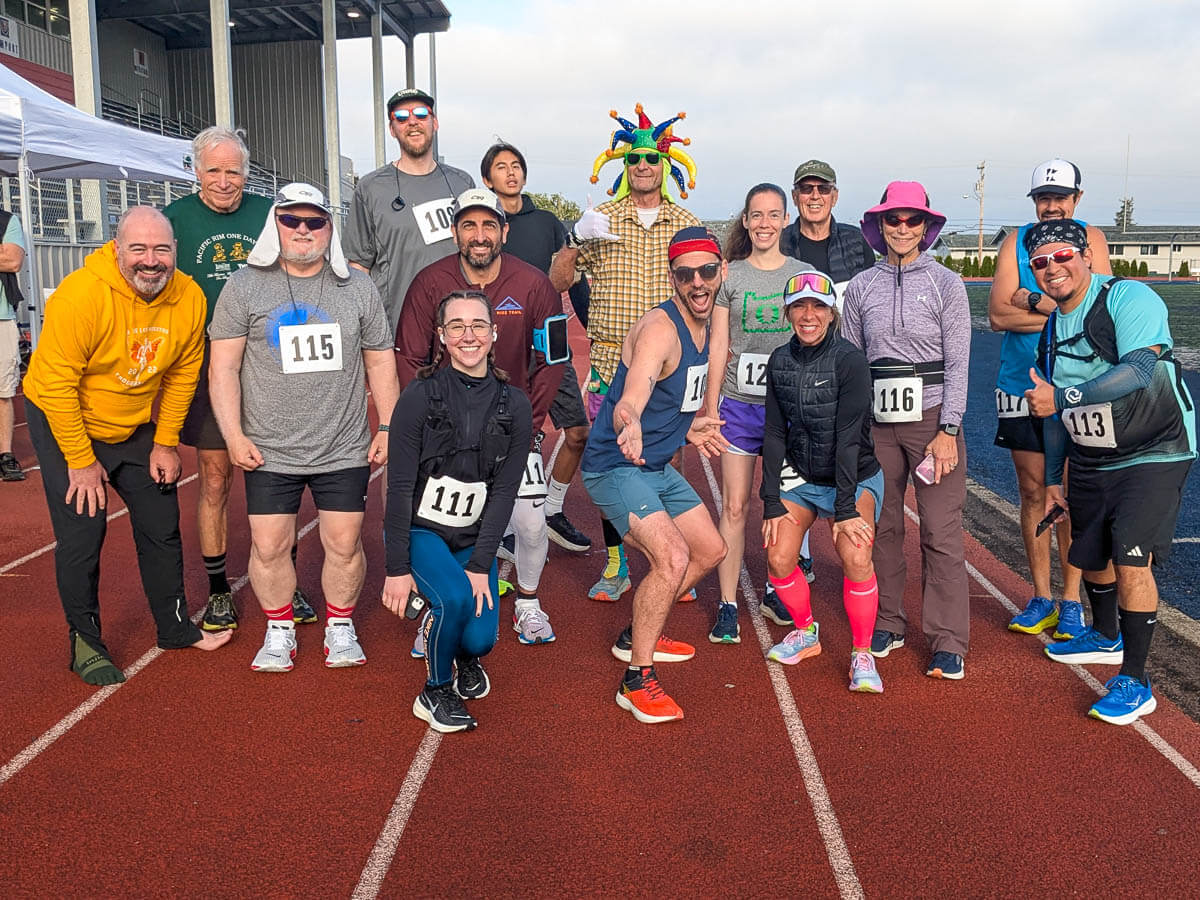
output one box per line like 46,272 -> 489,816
335,0 -> 1198,234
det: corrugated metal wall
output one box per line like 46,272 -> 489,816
97,20 -> 171,111
9,19 -> 70,73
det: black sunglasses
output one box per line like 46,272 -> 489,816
672,262 -> 721,283
882,212 -> 927,228
277,213 -> 329,230
625,151 -> 661,166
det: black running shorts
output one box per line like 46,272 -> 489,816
244,466 -> 371,516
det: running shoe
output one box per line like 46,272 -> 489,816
411,609 -> 429,659
454,656 -> 490,700
251,623 -> 297,672
799,554 -> 815,584
760,586 -> 794,626
413,683 -> 477,733
292,587 -> 318,625
323,620 -> 366,667
615,668 -> 683,724
708,602 -> 740,644
1044,628 -> 1123,665
849,650 -> 884,693
498,578 -> 514,598
611,625 -> 695,663
588,572 -> 631,602
767,623 -> 821,665
497,533 -> 517,563
1053,600 -> 1087,640
869,629 -> 905,658
1088,675 -> 1156,726
1009,596 -> 1057,634
0,451 -> 24,481
513,605 -> 556,644
679,588 -> 697,602
546,512 -> 592,552
926,651 -> 964,680
201,591 -> 238,631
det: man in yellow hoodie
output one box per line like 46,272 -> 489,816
24,206 -> 233,686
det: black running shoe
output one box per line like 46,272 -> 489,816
799,555 -> 815,584
0,452 -> 24,482
546,512 -> 592,552
454,656 -> 491,700
292,587 -> 318,624
497,533 -> 516,564
201,591 -> 238,631
413,683 -> 478,733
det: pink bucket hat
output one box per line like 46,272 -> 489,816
860,181 -> 946,255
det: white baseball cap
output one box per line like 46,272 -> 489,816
1028,159 -> 1082,197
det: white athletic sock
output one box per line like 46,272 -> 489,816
544,477 -> 569,517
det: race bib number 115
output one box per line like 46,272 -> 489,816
280,322 -> 343,374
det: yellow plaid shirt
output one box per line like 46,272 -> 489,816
576,197 -> 700,385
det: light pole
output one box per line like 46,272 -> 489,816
972,161 -> 986,266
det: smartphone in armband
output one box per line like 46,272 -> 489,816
404,590 -> 427,620
914,453 -> 937,485
533,314 -> 571,365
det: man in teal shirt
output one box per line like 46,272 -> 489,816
0,209 -> 25,482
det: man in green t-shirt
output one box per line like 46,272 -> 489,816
0,209 -> 26,482
165,126 -> 316,631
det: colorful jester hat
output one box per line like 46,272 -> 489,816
589,103 -> 698,201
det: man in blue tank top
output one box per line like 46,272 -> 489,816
581,226 -> 730,724
987,159 -> 1110,640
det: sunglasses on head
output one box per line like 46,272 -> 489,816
391,106 -> 431,122
276,213 -> 329,230
795,182 -> 834,196
1030,246 -> 1083,270
784,272 -> 835,296
671,262 -> 721,283
882,212 -> 927,228
625,151 -> 661,167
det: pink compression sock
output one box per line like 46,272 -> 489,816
843,574 -> 879,649
768,567 -> 813,629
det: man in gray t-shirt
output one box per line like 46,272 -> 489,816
341,87 -> 474,334
209,183 -> 400,673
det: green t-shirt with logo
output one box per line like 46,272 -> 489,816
0,213 -> 25,320
164,191 -> 272,326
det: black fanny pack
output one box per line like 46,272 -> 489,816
869,358 -> 945,386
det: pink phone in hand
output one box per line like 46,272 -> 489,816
915,453 -> 937,485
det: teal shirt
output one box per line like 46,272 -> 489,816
0,213 -> 25,320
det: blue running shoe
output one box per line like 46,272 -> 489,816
760,586 -> 793,626
708,602 -> 740,644
1053,600 -> 1086,640
926,651 -> 964,680
767,623 -> 821,665
1044,628 -> 1123,665
869,629 -> 904,658
1009,596 -> 1057,634
588,572 -> 631,603
798,555 -> 815,584
1089,675 -> 1156,725
849,651 -> 884,693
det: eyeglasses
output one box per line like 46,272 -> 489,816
1030,246 -> 1083,270
784,272 -> 835,296
392,106 -> 431,122
795,183 -> 834,196
625,151 -> 661,167
671,262 -> 721,283
882,212 -> 927,228
441,320 -> 493,339
276,213 -> 329,230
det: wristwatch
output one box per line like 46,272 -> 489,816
1026,291 -> 1045,313
939,423 -> 960,437
564,229 -> 584,250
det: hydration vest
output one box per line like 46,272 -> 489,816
415,369 -> 514,496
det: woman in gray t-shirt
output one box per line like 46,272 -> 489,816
702,183 -> 811,643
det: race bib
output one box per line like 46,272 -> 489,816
995,389 -> 1028,420
517,451 -> 547,499
680,364 -> 707,413
873,376 -> 922,423
780,462 -> 807,493
413,197 -> 455,246
736,352 -> 769,397
1062,403 -> 1117,449
417,475 -> 487,527
279,322 -> 343,374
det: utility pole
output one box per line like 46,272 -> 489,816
974,161 -> 986,266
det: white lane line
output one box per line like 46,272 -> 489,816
903,504 -> 1200,791
0,472 -> 199,576
700,456 -> 864,900
1172,537 -> 1200,543
0,472 -> 369,788
351,729 -> 442,900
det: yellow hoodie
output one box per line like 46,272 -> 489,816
23,241 -> 205,468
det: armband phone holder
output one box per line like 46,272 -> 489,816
533,314 -> 571,364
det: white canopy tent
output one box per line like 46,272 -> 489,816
0,62 -> 196,343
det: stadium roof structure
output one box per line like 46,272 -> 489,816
93,0 -> 450,49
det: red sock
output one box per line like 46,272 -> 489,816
326,601 -> 355,621
843,574 -> 878,649
768,567 -> 812,629
264,603 -> 293,623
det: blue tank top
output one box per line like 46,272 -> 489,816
996,220 -> 1087,394
582,300 -> 710,472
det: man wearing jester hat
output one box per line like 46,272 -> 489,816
549,104 -> 701,603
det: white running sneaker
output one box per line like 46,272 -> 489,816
411,609 -> 429,659
324,620 -> 366,667
251,622 -> 297,672
513,604 -> 556,644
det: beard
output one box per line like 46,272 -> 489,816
121,263 -> 171,299
461,240 -> 500,271
280,239 -> 327,266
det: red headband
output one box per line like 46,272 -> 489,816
668,238 -> 721,261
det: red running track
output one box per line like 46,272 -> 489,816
3,348 -> 1200,897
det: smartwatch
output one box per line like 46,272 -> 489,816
1026,291 -> 1045,314
939,423 -> 960,437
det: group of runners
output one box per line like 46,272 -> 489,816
15,86 -> 1194,732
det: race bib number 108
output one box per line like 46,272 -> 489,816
413,198 -> 455,246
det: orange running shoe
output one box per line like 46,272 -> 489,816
616,667 -> 684,723
611,626 -> 696,663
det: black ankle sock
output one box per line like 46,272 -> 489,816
290,544 -> 298,564
1084,580 -> 1119,640
203,553 -> 230,594
1118,608 -> 1156,683
624,664 -> 653,686
601,517 -> 622,549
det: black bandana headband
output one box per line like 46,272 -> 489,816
1023,218 -> 1087,255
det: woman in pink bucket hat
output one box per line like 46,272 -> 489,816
841,181 -> 972,681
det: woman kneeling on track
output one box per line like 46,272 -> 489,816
381,290 -> 532,733
760,271 -> 886,692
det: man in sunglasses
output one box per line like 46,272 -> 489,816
581,225 -> 729,724
397,187 -> 565,647
1021,218 -> 1194,726
989,159 -> 1110,642
208,183 -> 399,673
343,87 -> 474,336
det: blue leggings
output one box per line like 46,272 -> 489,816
410,528 -> 500,687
